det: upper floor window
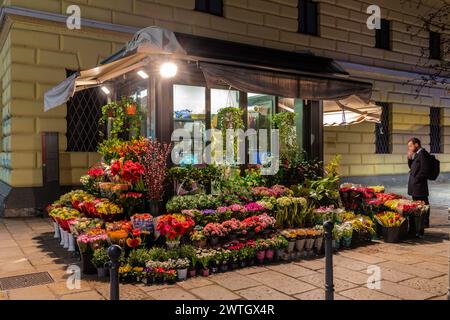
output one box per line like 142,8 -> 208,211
375,19 -> 391,50
375,102 -> 391,154
429,31 -> 441,60
430,107 -> 443,153
195,0 -> 223,16
298,0 -> 318,36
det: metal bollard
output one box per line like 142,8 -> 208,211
107,245 -> 122,301
323,220 -> 334,301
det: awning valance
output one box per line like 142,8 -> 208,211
44,26 -> 379,126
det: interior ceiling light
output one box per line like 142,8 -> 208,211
137,70 -> 149,79
101,86 -> 111,95
159,62 -> 178,78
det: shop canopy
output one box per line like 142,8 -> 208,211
44,26 -> 380,126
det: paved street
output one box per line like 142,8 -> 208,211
0,183 -> 449,300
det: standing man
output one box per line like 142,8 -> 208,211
407,137 -> 431,234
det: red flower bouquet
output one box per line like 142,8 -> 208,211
88,164 -> 104,178
156,214 -> 195,241
110,159 -> 144,184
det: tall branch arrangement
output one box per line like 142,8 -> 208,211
138,138 -> 172,201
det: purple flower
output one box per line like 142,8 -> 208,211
202,209 -> 216,215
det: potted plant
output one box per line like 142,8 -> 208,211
332,225 -> 342,250
280,229 -> 296,253
375,212 -> 406,243
305,229 -> 317,256
173,258 -> 190,281
340,223 -> 353,248
203,223 -> 226,246
92,248 -> 109,278
196,249 -> 214,277
255,239 -> 268,264
138,138 -> 172,216
265,238 -> 275,262
222,218 -> 242,241
165,269 -> 177,284
314,226 -> 325,253
295,229 -> 307,253
190,229 -> 207,248
157,214 -> 195,249
219,250 -> 230,272
273,235 -> 288,261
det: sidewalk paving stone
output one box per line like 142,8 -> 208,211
60,290 -> 105,300
247,271 -> 317,295
190,284 -> 241,300
377,280 -> 437,300
294,288 -> 350,300
319,266 -> 369,285
339,287 -> 399,300
377,266 -> 415,283
147,287 -> 199,300
6,285 -> 57,300
410,261 -> 449,274
177,277 -> 214,290
266,263 -> 317,278
378,261 -> 445,279
209,272 -> 261,291
338,251 -> 386,264
332,255 -> 371,271
298,274 -> 358,292
399,277 -> 448,296
236,285 -> 294,300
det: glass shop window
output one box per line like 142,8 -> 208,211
248,93 -> 276,165
173,84 -> 206,165
129,88 -> 152,138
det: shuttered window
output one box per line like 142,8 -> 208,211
195,0 -> 223,16
429,32 -> 441,60
375,103 -> 391,154
430,107 -> 443,154
375,19 -> 391,50
298,0 -> 318,36
66,70 -> 106,152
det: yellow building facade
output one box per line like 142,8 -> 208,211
0,0 -> 448,215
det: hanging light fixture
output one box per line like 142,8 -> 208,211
137,70 -> 149,79
159,61 -> 178,78
101,86 -> 111,95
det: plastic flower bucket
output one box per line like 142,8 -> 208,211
382,226 -> 401,243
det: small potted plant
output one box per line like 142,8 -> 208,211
274,235 -> 288,261
295,229 -> 307,253
332,225 -> 342,250
190,229 -> 207,248
196,249 -> 213,277
255,239 -> 268,264
203,223 -> 226,247
313,226 -> 324,253
175,258 -> 190,281
165,269 -> 177,284
219,250 -> 230,272
265,238 -> 275,262
305,229 -> 317,257
92,247 -> 109,278
341,223 -> 353,248
280,230 -> 296,254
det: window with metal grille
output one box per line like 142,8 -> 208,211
298,0 -> 318,36
375,103 -> 391,154
195,0 -> 223,16
375,19 -> 391,50
430,107 -> 443,153
429,32 -> 441,60
66,70 -> 106,152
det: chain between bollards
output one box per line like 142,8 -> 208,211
107,245 -> 122,301
323,220 -> 334,301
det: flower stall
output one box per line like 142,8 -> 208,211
47,135 -> 424,285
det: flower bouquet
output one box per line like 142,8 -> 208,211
95,199 -> 124,222
295,229 -> 307,252
375,211 -> 406,243
156,214 -> 195,248
280,229 -> 297,253
340,223 -> 353,248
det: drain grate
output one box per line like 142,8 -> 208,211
0,272 -> 54,290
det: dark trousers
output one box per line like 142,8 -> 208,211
412,196 -> 430,229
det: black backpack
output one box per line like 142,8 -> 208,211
428,154 -> 440,180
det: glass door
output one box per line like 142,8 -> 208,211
247,93 -> 275,165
